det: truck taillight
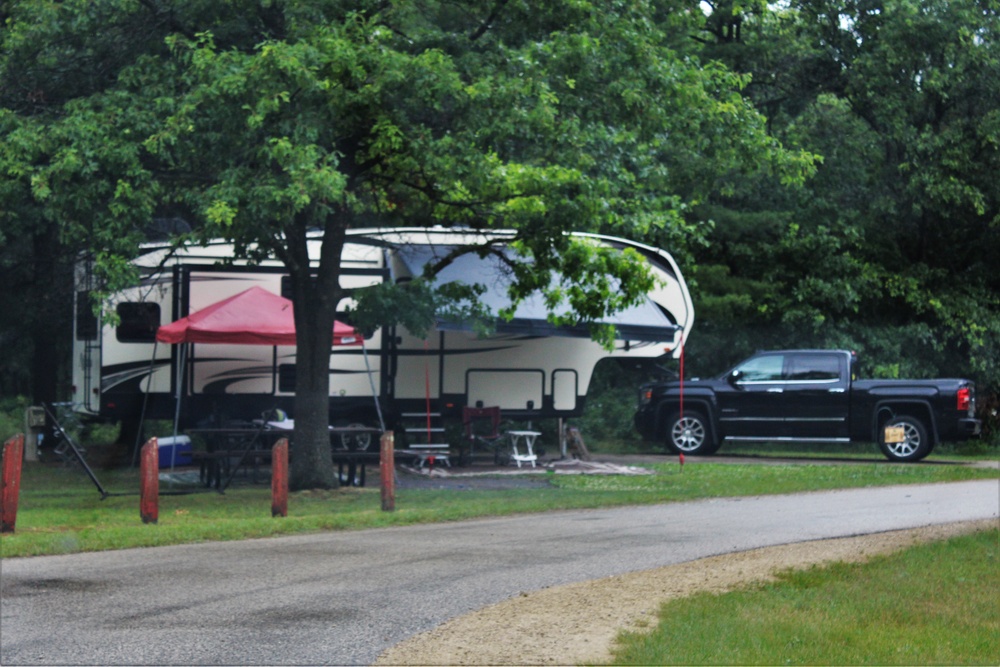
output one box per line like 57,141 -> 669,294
957,387 -> 971,413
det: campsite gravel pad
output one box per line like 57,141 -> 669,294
390,458 -> 654,490
393,469 -> 556,490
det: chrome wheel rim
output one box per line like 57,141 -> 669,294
885,422 -> 920,458
671,416 -> 705,452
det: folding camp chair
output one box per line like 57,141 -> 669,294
462,406 -> 505,465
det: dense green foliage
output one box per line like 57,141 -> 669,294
683,1 -> 1000,398
586,0 -> 1000,444
2,1 -> 997,476
611,528 -> 999,665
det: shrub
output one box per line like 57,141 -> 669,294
0,396 -> 30,442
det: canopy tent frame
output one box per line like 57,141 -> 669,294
133,287 -> 375,470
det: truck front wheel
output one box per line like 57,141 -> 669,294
878,416 -> 932,462
665,411 -> 719,456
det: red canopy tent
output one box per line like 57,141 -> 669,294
146,287 -> 375,469
156,286 -> 360,346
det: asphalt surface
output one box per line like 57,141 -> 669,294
2,479 -> 998,666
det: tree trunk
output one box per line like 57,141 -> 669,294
289,342 -> 338,490
287,222 -> 347,491
289,294 -> 340,489
30,225 -> 68,407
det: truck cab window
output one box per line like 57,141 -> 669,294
116,302 -> 160,343
735,355 -> 784,382
786,355 -> 841,381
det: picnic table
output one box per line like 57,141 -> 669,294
186,424 -> 383,489
185,428 -> 284,489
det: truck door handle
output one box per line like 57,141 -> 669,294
828,388 -> 846,393
766,388 -> 784,393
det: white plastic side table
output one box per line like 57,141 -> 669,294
506,430 -> 540,468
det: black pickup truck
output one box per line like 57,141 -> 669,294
634,349 -> 981,462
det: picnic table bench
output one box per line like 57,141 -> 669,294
190,449 -> 273,489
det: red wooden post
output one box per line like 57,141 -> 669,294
271,438 -> 289,518
1,434 -> 25,533
139,437 -> 159,524
380,431 -> 395,512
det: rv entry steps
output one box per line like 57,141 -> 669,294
400,412 -> 446,435
406,443 -> 451,469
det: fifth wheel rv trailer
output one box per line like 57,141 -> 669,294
72,228 -> 693,437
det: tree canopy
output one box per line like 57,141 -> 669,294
2,0 -> 811,486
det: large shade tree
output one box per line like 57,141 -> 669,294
1,1 -> 813,488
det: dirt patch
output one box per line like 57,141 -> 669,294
375,519 -> 996,666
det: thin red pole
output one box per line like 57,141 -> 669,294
1,434 -> 25,533
679,335 -> 686,469
679,334 -> 685,420
139,438 -> 159,524
424,339 -> 432,443
271,438 -> 289,518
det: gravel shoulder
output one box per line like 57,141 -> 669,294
375,519 -> 996,666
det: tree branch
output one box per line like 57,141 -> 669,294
421,240 -> 514,280
469,0 -> 510,42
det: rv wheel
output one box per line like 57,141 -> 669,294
348,424 -> 374,452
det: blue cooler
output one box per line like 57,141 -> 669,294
157,435 -> 193,467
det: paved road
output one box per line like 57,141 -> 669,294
2,480 -> 997,665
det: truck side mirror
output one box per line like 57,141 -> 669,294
728,370 -> 743,387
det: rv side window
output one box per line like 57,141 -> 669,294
334,309 -> 371,340
278,364 -> 296,392
116,302 -> 160,343
76,291 -> 98,341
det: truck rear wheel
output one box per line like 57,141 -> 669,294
665,410 -> 719,456
878,416 -> 932,462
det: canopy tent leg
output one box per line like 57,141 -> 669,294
167,344 -> 187,470
132,341 -> 159,467
362,342 -> 385,432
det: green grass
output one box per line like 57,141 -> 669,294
719,439 -> 1000,461
609,528 -> 1000,665
587,436 -> 999,461
1,458 -> 996,558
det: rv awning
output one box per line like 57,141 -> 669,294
391,244 -> 680,342
156,286 -> 361,346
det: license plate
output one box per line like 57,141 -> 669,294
883,426 -> 905,443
